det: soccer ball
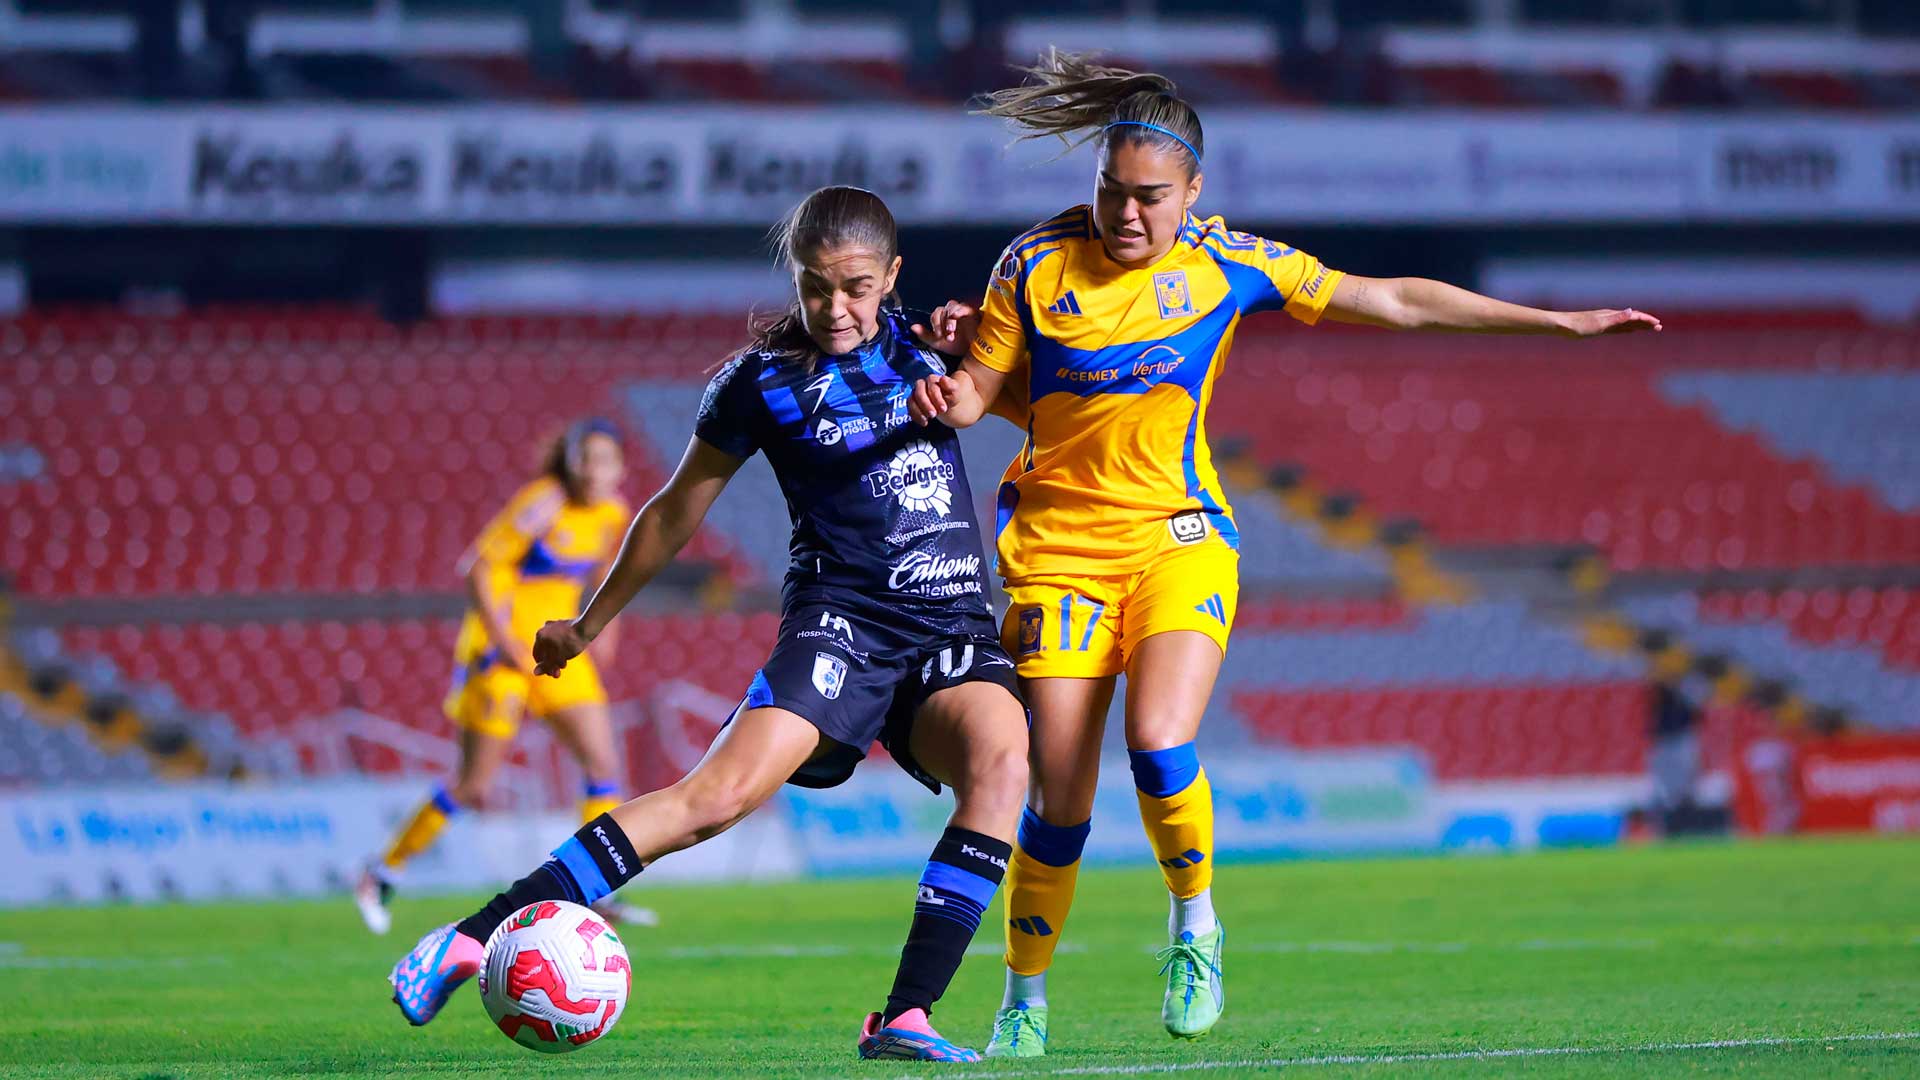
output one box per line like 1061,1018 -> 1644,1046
478,900 -> 630,1053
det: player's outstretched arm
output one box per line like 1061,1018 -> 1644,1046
533,437 -> 744,677
1323,274 -> 1662,337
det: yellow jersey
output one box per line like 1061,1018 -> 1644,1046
969,205 -> 1344,580
452,477 -> 629,667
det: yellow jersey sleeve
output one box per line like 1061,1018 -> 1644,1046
1196,220 -> 1344,325
595,499 -> 632,562
969,243 -> 1030,375
469,478 -> 565,569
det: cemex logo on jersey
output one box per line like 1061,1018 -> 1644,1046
863,440 -> 954,516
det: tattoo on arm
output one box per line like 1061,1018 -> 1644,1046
1347,279 -> 1371,313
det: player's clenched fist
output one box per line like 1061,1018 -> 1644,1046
532,619 -> 590,677
910,300 -> 980,356
909,373 -> 961,427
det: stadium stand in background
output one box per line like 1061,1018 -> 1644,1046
1,0 -> 1918,110
5,308 -> 1915,810
1,0 -> 1916,852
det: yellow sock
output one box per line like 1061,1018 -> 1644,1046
1003,809 -> 1090,976
581,780 -> 622,824
1130,745 -> 1215,899
380,786 -> 458,873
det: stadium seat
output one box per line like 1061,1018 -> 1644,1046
1208,324 -> 1920,572
0,311 -> 755,600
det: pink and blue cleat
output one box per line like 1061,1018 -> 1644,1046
857,1009 -> 982,1062
389,923 -> 484,1026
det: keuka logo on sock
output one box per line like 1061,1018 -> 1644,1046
960,843 -> 1009,872
593,825 -> 628,876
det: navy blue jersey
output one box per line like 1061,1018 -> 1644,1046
695,309 -> 993,632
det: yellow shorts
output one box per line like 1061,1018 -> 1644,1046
443,653 -> 607,739
1000,537 -> 1239,680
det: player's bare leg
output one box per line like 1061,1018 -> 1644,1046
1126,631 -> 1226,1039
391,707 -> 821,1025
547,703 -> 659,928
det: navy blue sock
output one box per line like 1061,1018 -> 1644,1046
455,814 -> 642,943
884,827 -> 1011,1024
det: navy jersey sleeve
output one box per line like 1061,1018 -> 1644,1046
693,355 -> 763,459
889,309 -> 950,382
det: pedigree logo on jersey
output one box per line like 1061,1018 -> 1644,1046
864,440 -> 954,517
1154,270 -> 1194,319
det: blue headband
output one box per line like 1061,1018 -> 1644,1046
1103,120 -> 1201,164
565,417 -> 622,457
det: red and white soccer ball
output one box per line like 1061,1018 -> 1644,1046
478,900 -> 631,1053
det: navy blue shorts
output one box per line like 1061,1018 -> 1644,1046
731,599 -> 1022,793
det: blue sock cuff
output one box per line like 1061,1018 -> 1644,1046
430,786 -> 461,816
551,836 -> 612,906
583,779 -> 620,799
919,861 -> 1000,911
1016,807 -> 1091,868
1129,742 -> 1201,798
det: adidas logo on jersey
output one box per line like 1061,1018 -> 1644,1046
1194,593 -> 1227,625
1046,291 -> 1083,316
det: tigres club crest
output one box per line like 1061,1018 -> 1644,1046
1017,607 -> 1044,655
1154,270 -> 1194,319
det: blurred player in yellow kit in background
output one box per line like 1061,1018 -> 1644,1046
355,418 -> 656,933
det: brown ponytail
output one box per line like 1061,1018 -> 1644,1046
977,49 -> 1203,175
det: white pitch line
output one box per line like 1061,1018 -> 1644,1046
828,1032 -> 1919,1079
0,955 -> 231,969
657,933 -> 1918,962
659,942 -> 1087,960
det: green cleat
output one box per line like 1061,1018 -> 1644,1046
984,1001 -> 1049,1058
1157,922 -> 1224,1039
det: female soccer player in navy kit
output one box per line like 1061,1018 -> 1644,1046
389,186 -> 1029,1063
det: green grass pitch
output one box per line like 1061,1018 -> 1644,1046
2,837 -> 1915,1078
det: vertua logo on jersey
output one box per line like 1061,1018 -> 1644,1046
1154,270 -> 1194,319
811,652 -> 847,700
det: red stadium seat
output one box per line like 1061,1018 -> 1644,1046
1210,324 -> 1920,572
2,311 -> 753,600
1231,681 -> 1650,781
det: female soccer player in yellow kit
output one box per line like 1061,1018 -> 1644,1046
356,419 -> 653,933
908,52 -> 1661,1055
